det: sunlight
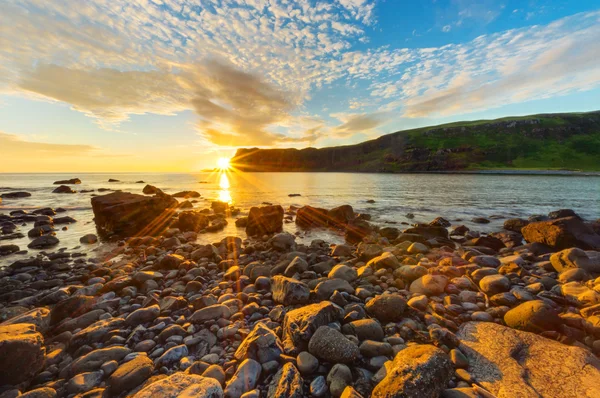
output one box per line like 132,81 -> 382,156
217,157 -> 231,170
218,173 -> 232,204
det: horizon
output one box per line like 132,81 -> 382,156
1,1 -> 600,172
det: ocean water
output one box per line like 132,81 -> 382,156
1,172 -> 599,266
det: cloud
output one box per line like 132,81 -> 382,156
332,112 -> 388,135
0,132 -> 98,156
442,25 -> 452,33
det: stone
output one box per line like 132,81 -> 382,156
1,307 -> 50,333
366,294 -> 407,323
69,346 -> 131,376
394,265 -> 428,282
328,264 -> 358,282
1,191 -> 31,199
133,373 -> 223,397
409,275 -> 448,296
0,324 -> 45,385
407,242 -> 428,254
269,232 -> 296,251
297,351 -> 319,375
203,365 -> 226,386
19,387 -> 57,398
343,319 -> 384,341
331,244 -> 354,257
457,321 -> 600,398
372,345 -> 453,398
272,275 -> 310,306
360,340 -> 393,357
125,304 -> 160,326
479,274 -> 511,295
176,211 -> 210,232
54,178 -> 81,184
246,205 -> 284,236
267,363 -> 303,398
108,354 -> 154,394
224,359 -> 261,398
522,217 -> 600,250
284,256 -> 308,276
310,376 -> 328,397
314,279 -> 354,300
282,301 -> 344,354
190,304 -> 231,323
308,326 -> 360,364
173,190 -> 201,198
503,218 -> 529,232
327,364 -> 352,398
235,323 -> 283,364
91,191 -> 178,237
53,185 -> 76,193
503,300 -> 561,333
550,248 -> 600,274
67,371 -> 103,394
296,206 -> 329,228
28,235 -> 59,249
79,234 -> 98,244
155,345 -> 188,368
142,184 -> 163,195
328,205 -> 355,226
560,282 -> 600,306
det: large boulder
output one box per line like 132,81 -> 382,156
457,321 -> 600,398
54,178 -> 81,184
372,344 -> 453,398
521,217 -> 600,250
52,185 -> 76,193
296,206 -> 330,228
327,205 -> 354,227
550,248 -> 600,274
366,294 -> 407,323
503,300 -> 561,333
91,191 -> 178,237
0,324 -> 46,385
133,372 -> 223,397
282,301 -> 344,354
176,211 -> 210,232
246,205 -> 284,236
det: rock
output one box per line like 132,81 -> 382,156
503,218 -> 529,232
407,242 -> 428,254
91,191 -> 178,237
0,324 -> 45,385
372,345 -> 453,398
479,274 -> 511,295
550,248 -> 600,274
457,321 -> 600,398
246,205 -> 284,236
269,232 -> 296,251
211,201 -> 228,214
379,227 -> 400,240
394,265 -> 428,282
80,234 -> 98,244
549,209 -> 580,219
314,279 -> 353,300
366,294 -> 407,323
310,375 -> 328,397
367,252 -> 399,270
360,340 -> 393,357
341,386 -> 364,398
235,323 -> 283,364
283,256 -> 308,276
308,326 -> 360,364
344,319 -> 384,341
409,275 -> 448,296
560,282 -> 600,306
504,300 -> 561,333
203,365 -> 226,386
125,304 -> 160,326
267,363 -> 303,398
327,364 -> 352,398
297,351 -> 319,375
173,190 -> 201,198
272,276 -> 310,306
133,373 -> 223,397
296,206 -> 329,228
177,211 -> 210,232
142,184 -> 163,195
28,235 -> 59,249
108,178 -> 120,182
328,205 -> 355,226
282,302 -> 344,354
1,191 -> 31,199
53,178 -> 81,184
108,354 -> 153,395
155,345 -> 188,368
67,370 -> 103,394
52,185 -> 76,193
0,244 -> 19,255
430,217 -> 451,227
404,225 -> 448,239
69,346 -> 131,376
224,359 -> 261,398
190,304 -> 231,323
328,264 -> 358,282
19,387 -> 57,398
522,217 -> 600,250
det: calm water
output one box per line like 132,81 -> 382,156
1,172 -> 599,266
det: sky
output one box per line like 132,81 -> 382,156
1,0 -> 599,172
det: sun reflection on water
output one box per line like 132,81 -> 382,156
219,172 -> 232,204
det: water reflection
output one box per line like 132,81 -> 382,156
219,172 -> 232,204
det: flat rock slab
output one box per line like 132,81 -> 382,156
457,321 -> 600,398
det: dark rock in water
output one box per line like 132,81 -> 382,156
471,217 -> 490,224
108,178 -> 120,182
268,362 -> 303,398
135,180 -> 144,183
211,201 -> 228,214
235,217 -> 248,228
246,205 -> 284,236
328,205 -> 355,226
53,178 -> 81,185
372,344 -> 453,398
503,218 -> 529,232
296,205 -> 329,228
52,185 -> 76,193
521,216 -> 600,250
430,217 -> 451,228
457,321 -> 600,398
91,191 -> 178,237
1,191 -> 31,199
548,208 -> 580,219
142,184 -> 163,195
176,211 -> 210,232
172,190 -> 201,198
53,216 -> 77,224
288,193 -> 301,197
79,234 -> 98,244
404,225 -> 448,239
0,244 -> 19,255
379,226 -> 400,240
28,235 -> 59,249
503,300 -> 561,333
0,324 -> 46,385
308,326 -> 360,364
178,200 -> 194,209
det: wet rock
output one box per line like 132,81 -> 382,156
107,354 -> 153,395
409,274 -> 448,296
327,364 -> 352,398
272,276 -> 310,306
269,232 -> 296,251
91,191 -> 178,237
125,304 -> 160,326
282,301 -> 344,354
52,185 -> 76,193
224,359 -> 261,398
1,191 -> 31,199
308,326 -> 360,364
155,345 -> 188,368
67,371 -> 103,394
372,344 -> 453,398
522,216 -> 600,250
142,184 -> 163,195
550,248 -> 600,274
0,324 -> 45,385
504,300 -> 561,333
314,279 -> 354,300
328,264 -> 358,282
328,205 -> 355,226
173,190 -> 201,198
190,304 -> 231,323
176,211 -> 210,232
68,346 -> 131,376
503,218 -> 529,232
54,178 -> 81,184
296,206 -> 329,228
343,319 -> 384,341
267,362 -> 303,398
310,375 -> 328,397
133,372 -> 223,397
28,235 -> 59,249
479,274 -> 511,295
457,321 -> 600,398
366,294 -> 407,323
80,234 -> 98,244
235,323 -> 283,364
246,205 -> 284,236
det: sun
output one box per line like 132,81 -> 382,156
217,157 -> 231,170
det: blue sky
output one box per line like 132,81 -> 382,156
0,0 -> 599,171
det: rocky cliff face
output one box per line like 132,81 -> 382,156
232,111 -> 600,172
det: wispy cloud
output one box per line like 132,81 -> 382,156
0,132 -> 98,156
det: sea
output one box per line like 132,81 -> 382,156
1,172 -> 599,266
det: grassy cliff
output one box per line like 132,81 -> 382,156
232,111 -> 600,172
